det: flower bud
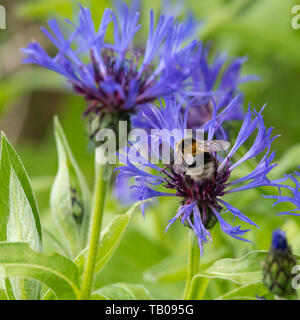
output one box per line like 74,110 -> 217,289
51,117 -> 91,257
262,229 -> 297,297
85,108 -> 130,148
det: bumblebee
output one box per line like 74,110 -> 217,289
174,138 -> 230,182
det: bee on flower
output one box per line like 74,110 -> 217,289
116,96 -> 284,254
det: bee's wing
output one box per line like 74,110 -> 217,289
196,140 -> 230,153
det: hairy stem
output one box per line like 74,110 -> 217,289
187,277 -> 210,300
182,230 -> 200,300
79,163 -> 112,300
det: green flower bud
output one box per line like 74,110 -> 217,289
51,117 -> 91,258
85,108 -> 130,148
263,229 -> 297,297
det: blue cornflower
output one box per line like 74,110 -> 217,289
265,169 -> 300,216
22,2 -> 197,139
184,43 -> 259,131
116,96 -> 281,254
132,43 -> 258,135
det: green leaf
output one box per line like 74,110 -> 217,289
75,201 -> 147,276
215,283 -> 268,300
0,133 -> 43,299
0,242 -> 80,300
91,283 -> 152,300
7,169 -> 42,300
185,251 -> 270,299
51,117 -> 91,257
194,250 -> 268,285
0,132 -> 42,241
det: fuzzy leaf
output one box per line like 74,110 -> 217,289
194,250 -> 268,285
51,117 -> 91,257
0,132 -> 42,241
0,242 -> 80,300
0,133 -> 42,299
6,169 -> 42,300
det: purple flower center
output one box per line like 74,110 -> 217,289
162,157 -> 231,228
73,49 -> 156,117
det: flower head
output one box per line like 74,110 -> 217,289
132,44 -> 258,136
22,2 -> 197,140
263,229 -> 296,297
184,44 -> 259,132
116,96 -> 280,254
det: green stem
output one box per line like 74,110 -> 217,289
79,163 -> 112,300
188,277 -> 210,300
182,230 -> 200,300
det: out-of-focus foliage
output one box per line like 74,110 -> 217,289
0,0 -> 300,299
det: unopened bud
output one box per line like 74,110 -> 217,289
263,229 -> 297,297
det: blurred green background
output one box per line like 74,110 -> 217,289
0,0 -> 300,299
